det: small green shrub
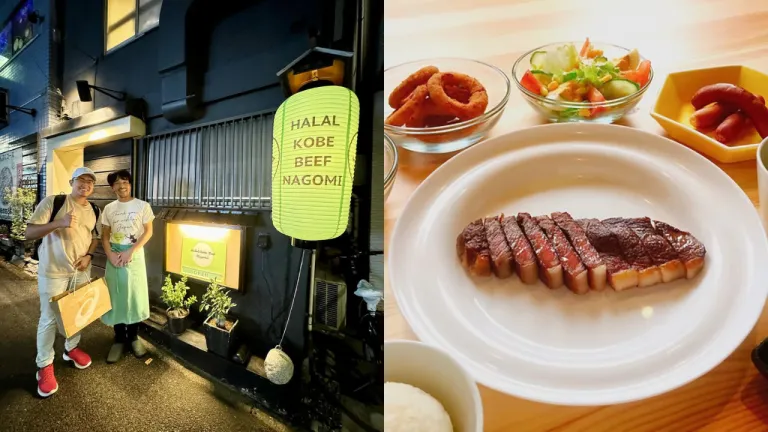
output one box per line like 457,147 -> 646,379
160,274 -> 197,318
199,279 -> 237,329
5,187 -> 35,241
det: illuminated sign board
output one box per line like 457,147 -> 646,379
165,222 -> 245,290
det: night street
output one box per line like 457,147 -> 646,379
0,262 -> 288,432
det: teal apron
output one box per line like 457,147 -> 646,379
101,243 -> 150,326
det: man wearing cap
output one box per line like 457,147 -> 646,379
25,167 -> 102,398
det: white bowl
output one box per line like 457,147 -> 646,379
384,339 -> 483,432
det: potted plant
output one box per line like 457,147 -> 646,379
160,274 -> 197,335
5,186 -> 36,255
199,279 -> 238,357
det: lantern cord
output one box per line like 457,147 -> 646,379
279,248 -> 306,347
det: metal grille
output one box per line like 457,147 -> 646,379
315,279 -> 339,328
145,110 -> 275,210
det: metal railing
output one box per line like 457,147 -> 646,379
144,110 -> 275,210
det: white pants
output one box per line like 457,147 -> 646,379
36,272 -> 90,368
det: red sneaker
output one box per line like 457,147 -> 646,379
36,364 -> 58,398
63,347 -> 92,369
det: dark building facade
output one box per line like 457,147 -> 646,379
0,0 -> 383,429
0,0 -> 58,200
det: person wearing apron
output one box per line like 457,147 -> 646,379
99,169 -> 154,363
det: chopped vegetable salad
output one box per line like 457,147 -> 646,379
520,38 -> 651,117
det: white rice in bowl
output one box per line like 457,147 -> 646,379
384,382 -> 453,432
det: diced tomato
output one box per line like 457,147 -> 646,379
521,70 -> 543,95
620,60 -> 652,87
587,86 -> 607,116
635,60 -> 651,86
579,37 -> 591,57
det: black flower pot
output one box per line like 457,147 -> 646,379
204,318 -> 238,357
166,308 -> 189,335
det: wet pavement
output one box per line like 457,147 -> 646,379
0,262 -> 289,432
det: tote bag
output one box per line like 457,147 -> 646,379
50,270 -> 113,338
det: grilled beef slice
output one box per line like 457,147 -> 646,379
652,220 -> 706,279
483,216 -> 514,278
499,213 -> 539,284
535,215 -> 589,294
602,218 -> 663,287
615,217 -> 686,283
456,218 -> 492,277
517,213 -> 563,289
577,218 -> 639,291
551,212 -> 607,291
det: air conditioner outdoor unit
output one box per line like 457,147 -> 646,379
313,267 -> 347,332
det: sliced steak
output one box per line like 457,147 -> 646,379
517,213 -> 563,289
602,218 -> 663,287
653,220 -> 707,279
499,214 -> 538,284
577,218 -> 639,291
551,212 -> 607,291
483,216 -> 514,278
535,215 -> 589,294
617,217 -> 685,283
456,218 -> 492,277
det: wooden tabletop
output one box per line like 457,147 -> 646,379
384,1 -> 768,430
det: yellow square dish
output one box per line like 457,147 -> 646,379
650,65 -> 768,163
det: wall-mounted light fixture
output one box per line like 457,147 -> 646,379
0,89 -> 35,117
76,80 -> 126,102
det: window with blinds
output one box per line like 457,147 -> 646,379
144,111 -> 275,211
105,0 -> 163,52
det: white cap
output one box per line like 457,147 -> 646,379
71,167 -> 96,181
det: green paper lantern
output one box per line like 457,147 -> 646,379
271,86 -> 360,241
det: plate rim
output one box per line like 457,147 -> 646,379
386,122 -> 768,405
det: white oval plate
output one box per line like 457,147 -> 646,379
387,123 -> 768,406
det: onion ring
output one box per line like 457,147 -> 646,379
407,85 -> 471,127
405,97 -> 480,143
427,72 -> 488,120
406,98 -> 457,127
385,85 -> 429,126
388,66 -> 439,109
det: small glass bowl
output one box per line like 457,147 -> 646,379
511,41 -> 653,124
384,133 -> 398,202
384,57 -> 511,154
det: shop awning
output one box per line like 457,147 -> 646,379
41,106 -> 145,147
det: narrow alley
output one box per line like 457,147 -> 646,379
0,262 -> 288,432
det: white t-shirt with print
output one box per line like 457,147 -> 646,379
101,198 -> 155,246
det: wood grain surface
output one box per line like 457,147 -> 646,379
384,1 -> 768,430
